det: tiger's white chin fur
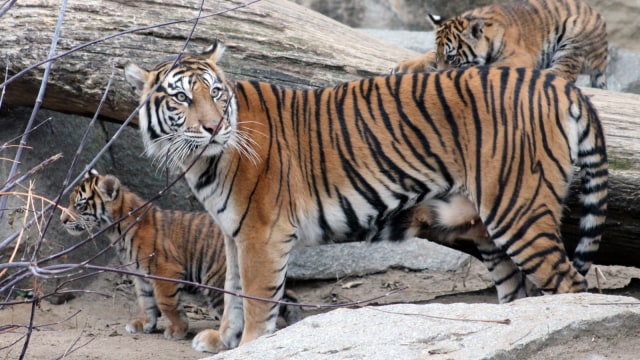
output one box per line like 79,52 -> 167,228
63,219 -> 97,236
143,120 -> 240,171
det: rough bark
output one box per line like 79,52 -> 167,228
0,0 -> 415,124
1,0 -> 639,268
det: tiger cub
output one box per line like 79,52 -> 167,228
393,0 -> 608,89
124,41 -> 607,352
60,171 -> 301,340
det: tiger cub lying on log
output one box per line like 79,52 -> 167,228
393,0 -> 608,89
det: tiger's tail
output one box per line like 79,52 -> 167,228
571,90 -> 608,275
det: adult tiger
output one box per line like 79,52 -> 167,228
124,40 -> 608,353
60,171 -> 302,340
393,0 -> 608,89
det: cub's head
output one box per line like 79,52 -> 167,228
124,40 -> 237,169
428,13 -> 494,70
60,171 -> 121,235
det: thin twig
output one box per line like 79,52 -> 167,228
0,0 -> 68,224
0,0 -> 17,17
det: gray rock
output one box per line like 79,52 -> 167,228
288,237 -> 471,280
203,293 -> 640,360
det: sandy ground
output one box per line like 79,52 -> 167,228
2,260 -> 640,360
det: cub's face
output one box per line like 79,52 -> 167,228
433,16 -> 491,70
60,178 -> 101,235
60,173 -> 120,236
124,42 -> 238,170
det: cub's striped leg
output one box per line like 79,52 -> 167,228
126,277 -> 160,335
152,279 -> 189,340
550,15 -> 608,89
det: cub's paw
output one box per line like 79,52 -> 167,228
164,323 -> 188,340
125,319 -> 155,334
192,329 -> 226,353
391,51 -> 437,74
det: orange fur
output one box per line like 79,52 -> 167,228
125,41 -> 607,353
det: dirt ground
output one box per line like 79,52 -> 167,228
2,260 -> 640,360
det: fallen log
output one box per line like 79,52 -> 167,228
1,0 -> 639,268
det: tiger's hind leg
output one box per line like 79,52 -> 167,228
126,277 -> 160,335
476,238 -> 540,303
423,196 -> 539,303
484,205 -> 587,297
280,289 -> 303,325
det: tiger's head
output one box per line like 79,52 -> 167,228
124,40 -> 238,170
428,13 -> 496,70
60,170 -> 121,236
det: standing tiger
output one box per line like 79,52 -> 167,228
393,0 -> 608,89
124,40 -> 607,353
60,171 -> 301,340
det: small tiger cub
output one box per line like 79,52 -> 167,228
393,0 -> 608,89
60,171 -> 301,340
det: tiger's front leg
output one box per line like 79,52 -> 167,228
192,229 -> 293,352
192,234 -> 245,353
237,231 -> 293,346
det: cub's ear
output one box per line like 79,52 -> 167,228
98,175 -> 121,202
85,168 -> 100,179
202,39 -> 226,64
427,13 -> 443,27
124,62 -> 150,93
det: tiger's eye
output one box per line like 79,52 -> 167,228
211,87 -> 221,99
175,92 -> 188,102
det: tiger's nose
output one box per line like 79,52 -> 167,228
202,123 -> 219,135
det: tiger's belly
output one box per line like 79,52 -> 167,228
295,193 -> 419,246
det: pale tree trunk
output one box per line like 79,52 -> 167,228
1,0 -> 639,267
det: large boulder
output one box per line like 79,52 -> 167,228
204,293 -> 640,360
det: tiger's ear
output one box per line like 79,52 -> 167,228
464,18 -> 485,42
124,63 -> 150,93
202,39 -> 226,64
427,13 -> 443,27
97,175 -> 121,202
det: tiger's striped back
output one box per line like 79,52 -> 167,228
394,0 -> 608,89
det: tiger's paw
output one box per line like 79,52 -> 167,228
125,318 -> 155,334
192,329 -> 226,353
